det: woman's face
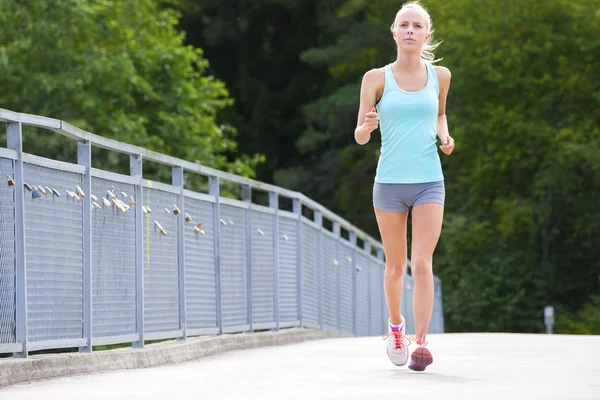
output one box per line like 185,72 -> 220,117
392,8 -> 431,53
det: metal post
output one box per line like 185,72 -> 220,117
172,166 -> 186,341
364,241 -> 372,336
242,184 -> 252,332
209,176 -> 223,334
293,199 -> 302,327
78,140 -> 92,353
377,247 -> 385,335
269,192 -> 280,331
544,306 -> 554,334
349,231 -> 357,336
314,210 -> 323,329
333,222 -> 341,333
130,154 -> 144,348
8,121 -> 28,359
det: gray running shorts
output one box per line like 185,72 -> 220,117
372,180 -> 445,212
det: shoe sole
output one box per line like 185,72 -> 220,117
408,347 -> 433,371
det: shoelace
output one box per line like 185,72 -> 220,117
381,333 -> 428,349
382,331 -> 412,350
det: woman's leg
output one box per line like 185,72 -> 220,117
410,202 -> 444,343
374,208 -> 409,325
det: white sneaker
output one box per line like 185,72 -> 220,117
382,318 -> 410,366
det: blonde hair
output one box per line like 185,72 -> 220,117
390,1 -> 443,63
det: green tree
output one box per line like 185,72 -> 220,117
174,0 -> 339,185
0,0 -> 261,181
432,0 -> 600,332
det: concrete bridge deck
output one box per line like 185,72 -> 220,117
1,333 -> 598,399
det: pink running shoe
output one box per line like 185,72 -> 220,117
408,338 -> 433,372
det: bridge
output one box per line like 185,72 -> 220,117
0,108 -> 598,398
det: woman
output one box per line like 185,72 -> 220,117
354,1 -> 454,371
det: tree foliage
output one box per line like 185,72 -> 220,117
174,0 -> 338,184
294,0 -> 600,333
0,0 -> 261,180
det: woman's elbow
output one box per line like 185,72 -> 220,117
354,128 -> 370,145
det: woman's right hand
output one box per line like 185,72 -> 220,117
362,107 -> 379,133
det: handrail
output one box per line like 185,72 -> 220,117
0,107 -> 383,251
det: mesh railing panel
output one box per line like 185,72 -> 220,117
250,210 -> 275,326
339,241 -> 354,335
0,158 -> 16,345
354,252 -> 371,336
431,278 -> 444,333
402,275 -> 415,335
370,260 -> 385,336
219,204 -> 248,328
143,187 -> 180,334
300,221 -> 319,326
321,232 -> 337,331
278,216 -> 297,324
91,178 -> 137,338
23,163 -> 84,342
184,197 -> 217,330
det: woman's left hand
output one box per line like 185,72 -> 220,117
440,136 -> 455,155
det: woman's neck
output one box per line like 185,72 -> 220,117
393,52 -> 423,73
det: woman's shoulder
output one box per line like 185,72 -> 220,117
432,64 -> 451,82
363,66 -> 386,77
361,66 -> 386,85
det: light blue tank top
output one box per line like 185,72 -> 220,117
374,62 -> 443,184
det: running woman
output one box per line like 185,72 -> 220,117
354,1 -> 454,371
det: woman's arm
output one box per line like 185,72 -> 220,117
434,65 -> 455,155
355,68 -> 384,145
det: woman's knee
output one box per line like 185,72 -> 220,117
410,257 -> 433,279
385,261 -> 407,278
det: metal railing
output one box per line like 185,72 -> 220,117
0,108 -> 444,359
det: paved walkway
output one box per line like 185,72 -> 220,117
1,333 -> 599,399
